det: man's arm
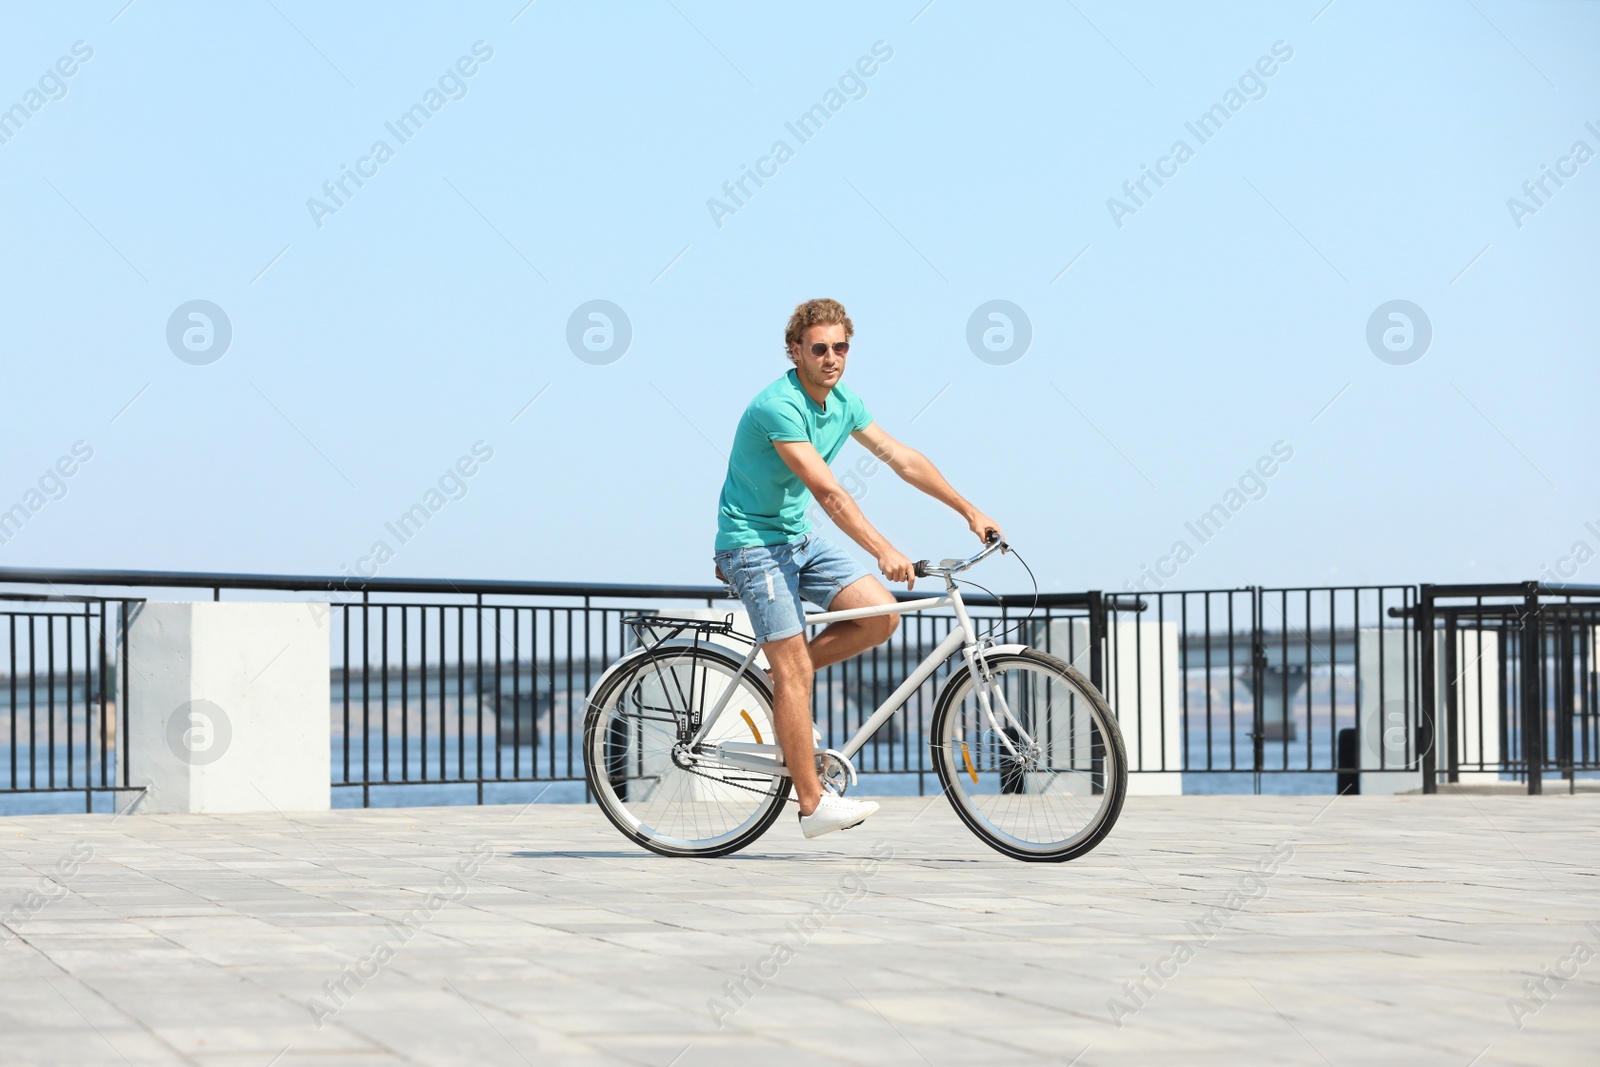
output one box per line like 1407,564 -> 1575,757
772,439 -> 917,587
852,423 -> 1003,544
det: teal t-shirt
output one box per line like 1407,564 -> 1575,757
715,370 -> 873,550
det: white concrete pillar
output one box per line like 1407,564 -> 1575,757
124,601 -> 330,813
1355,628 -> 1421,795
1440,627 -> 1501,783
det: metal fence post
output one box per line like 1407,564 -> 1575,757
1418,584 -> 1437,794
1556,618 -> 1574,790
1086,591 -> 1105,694
1444,612 -> 1459,785
1250,586 -> 1266,787
1521,583 -> 1543,795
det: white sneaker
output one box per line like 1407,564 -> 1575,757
798,793 -> 879,839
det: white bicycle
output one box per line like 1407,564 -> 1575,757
582,539 -> 1127,862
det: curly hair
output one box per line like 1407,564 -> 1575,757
783,298 -> 853,360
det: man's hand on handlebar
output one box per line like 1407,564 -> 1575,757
967,511 -> 1004,547
878,548 -> 916,590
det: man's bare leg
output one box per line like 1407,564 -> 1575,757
762,632 -> 824,815
807,576 -> 900,671
763,579 -> 899,817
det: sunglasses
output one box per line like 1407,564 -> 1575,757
806,341 -> 850,357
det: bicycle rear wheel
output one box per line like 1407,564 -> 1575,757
930,649 -> 1126,862
583,642 -> 790,857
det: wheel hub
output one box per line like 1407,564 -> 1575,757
1011,741 -> 1043,771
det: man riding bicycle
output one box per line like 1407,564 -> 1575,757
713,298 -> 1003,838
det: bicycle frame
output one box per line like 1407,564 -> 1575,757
685,559 -> 1032,779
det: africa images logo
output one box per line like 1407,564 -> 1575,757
166,700 -> 232,766
1365,300 -> 1431,366
566,300 -> 632,365
966,300 -> 1032,365
166,300 -> 232,365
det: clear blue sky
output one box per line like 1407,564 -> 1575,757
1,1 -> 1595,594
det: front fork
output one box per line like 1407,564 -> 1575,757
960,639 -> 1030,760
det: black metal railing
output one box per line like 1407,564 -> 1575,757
0,594 -> 133,809
325,587 -> 1098,802
0,568 -> 1094,806
1095,586 -> 1418,787
1,566 -> 1590,808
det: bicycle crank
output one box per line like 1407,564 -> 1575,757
816,748 -> 858,795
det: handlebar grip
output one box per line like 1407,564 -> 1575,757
913,560 -> 932,578
984,529 -> 1000,545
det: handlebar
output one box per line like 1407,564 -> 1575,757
914,534 -> 1006,579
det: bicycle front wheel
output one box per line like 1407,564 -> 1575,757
583,642 -> 791,857
930,650 -> 1127,862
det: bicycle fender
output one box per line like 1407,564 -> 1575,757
963,643 -> 1030,668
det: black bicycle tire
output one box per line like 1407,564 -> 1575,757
582,643 -> 792,858
929,649 -> 1128,863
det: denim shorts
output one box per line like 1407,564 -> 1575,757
713,533 -> 873,645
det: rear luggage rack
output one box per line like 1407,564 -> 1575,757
622,613 -> 754,653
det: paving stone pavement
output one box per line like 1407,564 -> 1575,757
0,794 -> 1595,1066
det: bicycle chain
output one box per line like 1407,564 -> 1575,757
678,759 -> 797,805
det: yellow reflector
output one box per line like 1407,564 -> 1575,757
960,741 -> 978,784
739,709 -> 763,744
